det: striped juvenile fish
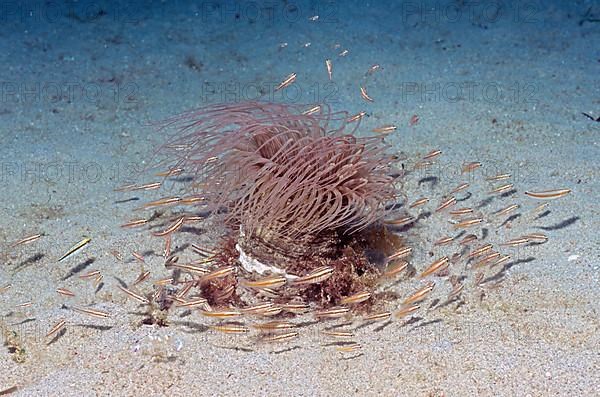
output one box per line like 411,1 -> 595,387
188,257 -> 215,266
152,216 -> 185,237
403,282 -> 435,305
495,204 -> 520,217
176,297 -> 208,309
383,260 -> 408,278
79,270 -> 101,279
360,86 -> 374,102
435,196 -> 456,212
408,114 -> 420,127
524,188 -> 571,200
409,197 -> 429,208
292,266 -> 334,285
56,287 -> 76,297
450,183 -> 470,194
419,256 -> 449,278
336,342 -> 361,353
325,59 -> 333,80
362,311 -> 392,322
200,266 -> 236,283
423,149 -> 442,160
339,291 -> 372,305
449,207 -> 473,216
261,331 -> 299,343
120,218 -> 149,228
414,160 -> 433,169
214,285 -> 235,302
347,111 -> 367,123
154,278 -> 174,286
175,281 -> 194,298
11,233 -> 42,247
118,285 -> 150,304
314,306 -> 350,319
467,243 -> 493,258
395,303 -> 420,319
453,217 -> 483,229
434,236 -> 454,246
170,263 -> 210,275
492,255 -> 512,267
156,168 -> 184,177
163,235 -> 172,259
139,196 -> 182,210
486,173 -> 511,181
490,183 -> 514,194
171,296 -> 187,305
472,252 -> 500,268
322,330 -> 354,339
531,202 -> 550,215
257,287 -> 281,299
115,182 -> 161,192
302,105 -> 321,115
474,272 -> 485,286
180,196 -> 206,206
450,252 -> 462,264
448,283 -> 465,300
58,237 -> 91,262
210,324 -> 249,334
114,183 -> 137,192
133,270 -> 151,285
522,233 -> 548,242
131,182 -> 162,191
72,306 -> 111,319
388,246 -> 412,261
280,302 -> 310,314
199,309 -> 242,319
110,250 -> 123,262
384,215 -> 415,226
251,321 -> 297,332
257,306 -> 283,317
190,244 -> 216,257
240,302 -> 275,315
45,318 -> 66,339
275,72 -> 297,91
241,275 -> 287,289
132,252 -> 146,263
500,237 -> 530,247
164,255 -> 179,269
462,162 -> 482,173
366,64 -> 381,75
372,124 -> 397,134
459,234 -> 478,246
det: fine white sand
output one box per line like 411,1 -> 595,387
1,1 -> 598,396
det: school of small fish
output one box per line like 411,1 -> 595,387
1,41 -> 573,371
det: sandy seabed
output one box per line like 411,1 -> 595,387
0,1 -> 598,396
